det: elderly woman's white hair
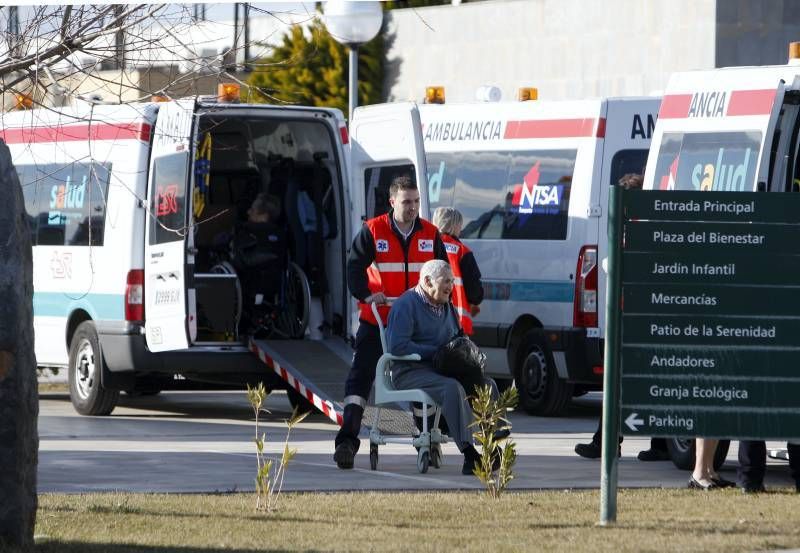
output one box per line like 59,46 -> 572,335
432,206 -> 463,236
419,259 -> 452,284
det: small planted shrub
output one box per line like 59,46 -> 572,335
246,382 -> 309,512
469,384 -> 519,498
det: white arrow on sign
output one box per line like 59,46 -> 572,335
625,412 -> 644,432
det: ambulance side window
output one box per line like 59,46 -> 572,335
363,164 -> 415,219
609,149 -> 648,185
19,162 -> 110,246
446,149 -> 576,241
150,151 -> 190,244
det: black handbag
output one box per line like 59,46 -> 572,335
432,308 -> 486,396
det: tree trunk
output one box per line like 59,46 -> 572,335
0,140 -> 38,547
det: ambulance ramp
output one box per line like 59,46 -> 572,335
249,338 -> 417,435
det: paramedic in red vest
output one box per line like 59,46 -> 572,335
431,206 -> 483,334
334,175 -> 449,469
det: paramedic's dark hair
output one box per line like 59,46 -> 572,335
388,174 -> 417,198
251,192 -> 281,221
618,173 -> 643,190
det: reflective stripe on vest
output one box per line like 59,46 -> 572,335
358,213 -> 439,325
442,233 -> 474,335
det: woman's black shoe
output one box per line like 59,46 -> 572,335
711,477 -> 736,488
688,476 -> 719,490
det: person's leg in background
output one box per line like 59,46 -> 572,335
334,322 -> 382,469
575,418 -> 622,459
689,438 -> 720,490
787,441 -> 800,492
638,437 -> 670,461
738,440 -> 767,493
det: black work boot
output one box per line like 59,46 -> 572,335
334,441 -> 356,469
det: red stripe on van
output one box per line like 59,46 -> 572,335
504,118 -> 603,139
727,89 -> 776,116
658,94 -> 693,119
0,122 -> 152,144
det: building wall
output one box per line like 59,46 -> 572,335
384,0 -> 718,103
716,0 -> 800,68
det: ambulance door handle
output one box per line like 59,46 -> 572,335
588,205 -> 602,217
187,246 -> 198,255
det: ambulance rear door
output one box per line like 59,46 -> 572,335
644,68 -> 787,193
143,98 -> 198,352
349,102 -> 429,223
597,97 -> 659,335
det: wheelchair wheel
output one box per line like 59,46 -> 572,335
431,444 -> 442,469
276,262 -> 311,339
417,449 -> 430,474
370,444 -> 379,471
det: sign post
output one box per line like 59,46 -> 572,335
600,188 -> 800,525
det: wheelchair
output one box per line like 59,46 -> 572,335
210,223 -> 311,340
367,302 -> 449,473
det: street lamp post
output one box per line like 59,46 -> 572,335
322,1 -> 383,123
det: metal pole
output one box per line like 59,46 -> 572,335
600,184 -> 624,526
348,45 -> 358,124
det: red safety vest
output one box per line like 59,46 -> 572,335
359,213 -> 439,325
442,233 -> 474,335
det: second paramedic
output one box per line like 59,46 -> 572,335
333,175 -> 448,469
431,206 -> 483,334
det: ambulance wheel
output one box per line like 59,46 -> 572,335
667,438 -> 731,471
277,262 -> 311,339
370,444 -> 379,471
286,386 -> 315,416
515,331 -> 572,417
417,450 -> 430,474
68,322 -> 119,416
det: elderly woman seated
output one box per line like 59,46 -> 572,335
387,259 -> 499,475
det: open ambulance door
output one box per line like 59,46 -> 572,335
143,98 -> 198,352
349,102 -> 429,223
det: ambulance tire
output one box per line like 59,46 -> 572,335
515,331 -> 572,416
68,322 -> 119,416
666,438 -> 731,471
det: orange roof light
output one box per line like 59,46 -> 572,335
217,83 -> 241,103
518,87 -> 538,102
151,95 -> 170,103
425,86 -> 445,104
790,42 -> 800,61
15,93 -> 33,110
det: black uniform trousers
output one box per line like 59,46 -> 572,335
738,440 -> 800,488
335,321 -> 383,453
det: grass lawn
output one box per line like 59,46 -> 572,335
14,488 -> 800,552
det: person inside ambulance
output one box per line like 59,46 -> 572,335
227,192 -> 286,332
431,206 -> 483,334
387,259 -> 500,475
334,174 -> 449,470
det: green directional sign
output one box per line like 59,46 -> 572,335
621,375 -> 800,409
620,406 -> 800,439
623,251 -> 800,285
622,189 -> 800,223
621,346 -> 800,378
625,221 -> 800,254
599,187 -> 800,524
623,283 -> 800,316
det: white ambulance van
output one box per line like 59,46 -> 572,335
1,92 -> 428,416
383,93 -> 659,416
641,50 -> 800,468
